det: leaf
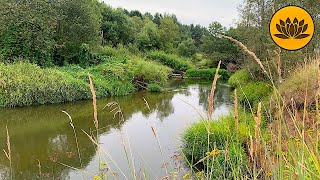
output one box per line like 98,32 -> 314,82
295,34 -> 310,39
276,24 -> 282,33
299,19 -> 305,26
274,34 -> 289,39
293,17 -> 298,24
302,24 -> 308,33
286,18 -> 291,24
280,20 -> 285,26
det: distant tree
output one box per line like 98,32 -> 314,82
153,13 -> 163,26
136,18 -> 160,51
201,22 -> 242,66
129,10 -> 143,18
190,24 -> 206,47
159,15 -> 179,51
143,12 -> 154,20
101,6 -> 135,46
178,38 -> 197,57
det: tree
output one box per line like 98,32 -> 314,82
190,24 -> 206,47
0,0 -> 58,66
55,0 -> 101,65
136,18 -> 160,51
177,38 -> 197,57
159,15 -> 179,51
101,6 -> 135,47
201,22 -> 242,66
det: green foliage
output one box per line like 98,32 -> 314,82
0,62 -> 136,107
159,15 -> 179,51
182,113 -> 254,178
147,83 -> 163,92
136,18 -> 161,51
228,69 -> 253,89
55,0 -> 101,65
186,68 -> 230,80
147,51 -> 192,71
101,6 -> 135,46
238,82 -> 272,107
177,38 -> 197,57
0,0 -> 57,66
131,57 -> 171,86
278,62 -> 318,107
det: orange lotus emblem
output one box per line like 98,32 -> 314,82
274,17 -> 310,39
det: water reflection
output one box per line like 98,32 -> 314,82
0,80 -> 232,179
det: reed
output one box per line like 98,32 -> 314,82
3,126 -> 12,180
221,35 -> 268,76
234,89 -> 239,131
207,61 -> 221,121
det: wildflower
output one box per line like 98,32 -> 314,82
93,175 -> 101,180
307,128 -> 314,134
206,149 -> 220,157
196,171 -> 204,178
183,173 -> 190,179
266,172 -> 272,177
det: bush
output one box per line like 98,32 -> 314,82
147,83 -> 163,92
186,68 -> 230,80
228,69 -> 253,89
238,81 -> 272,108
131,57 -> 171,86
182,114 -> 253,178
0,62 -> 89,107
278,62 -> 318,108
147,51 -> 193,71
0,62 -> 136,107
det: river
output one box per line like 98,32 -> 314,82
0,80 -> 232,180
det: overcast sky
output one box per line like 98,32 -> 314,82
102,0 -> 244,27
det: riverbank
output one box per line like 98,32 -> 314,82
0,47 -> 233,107
182,55 -> 320,178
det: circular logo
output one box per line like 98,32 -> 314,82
270,6 -> 314,51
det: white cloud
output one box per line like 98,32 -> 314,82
102,0 -> 243,27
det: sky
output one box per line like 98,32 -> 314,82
103,0 -> 244,27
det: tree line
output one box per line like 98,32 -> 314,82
0,0 -> 318,70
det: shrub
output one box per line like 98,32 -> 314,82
131,57 -> 171,85
228,69 -> 253,89
0,62 -> 136,107
0,62 -> 90,107
238,81 -> 272,108
147,51 -> 193,71
278,62 -> 318,108
147,83 -> 163,92
186,68 -> 230,80
182,114 -> 254,178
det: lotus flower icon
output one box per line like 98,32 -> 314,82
274,17 -> 310,39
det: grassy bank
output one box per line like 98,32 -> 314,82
0,50 -> 173,107
182,47 -> 320,179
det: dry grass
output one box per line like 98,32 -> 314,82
3,126 -> 12,179
207,61 -> 221,121
89,74 -> 98,129
221,35 -> 268,76
234,89 -> 239,131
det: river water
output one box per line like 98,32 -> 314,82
0,80 -> 232,180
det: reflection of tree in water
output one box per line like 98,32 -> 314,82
0,81 -> 187,179
198,82 -> 232,111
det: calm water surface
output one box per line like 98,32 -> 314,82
0,80 -> 232,180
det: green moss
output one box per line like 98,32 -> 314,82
228,69 -> 253,89
186,68 -> 230,80
182,113 -> 254,178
